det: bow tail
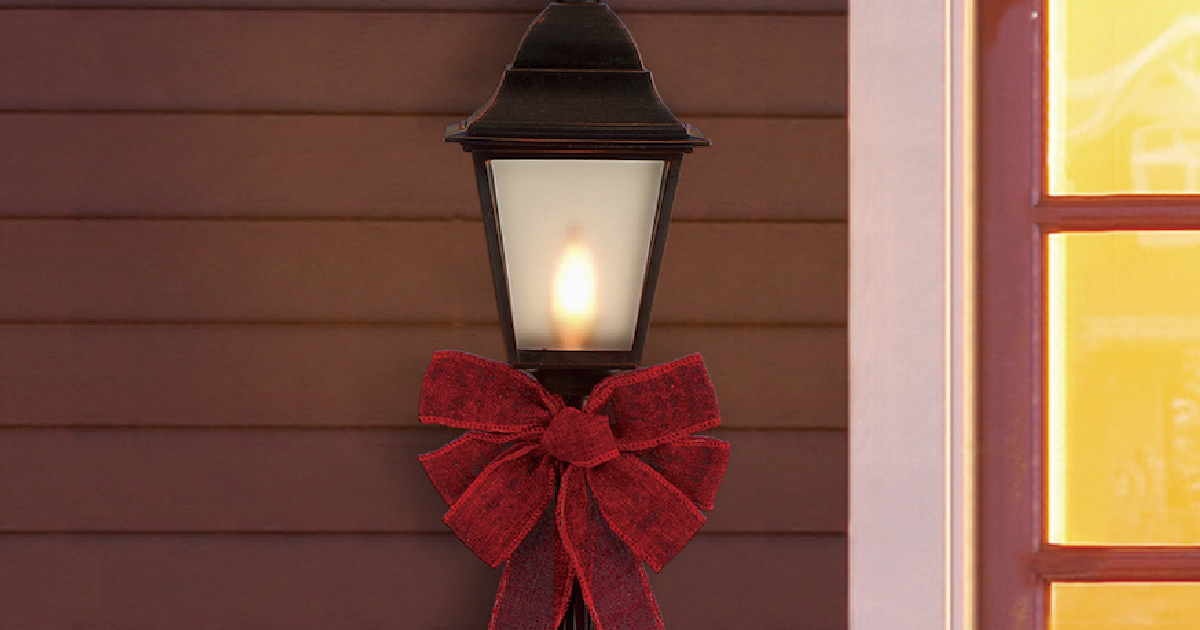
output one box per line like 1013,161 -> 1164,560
558,466 -> 665,630
489,505 -> 575,630
552,527 -> 577,629
587,456 -> 707,573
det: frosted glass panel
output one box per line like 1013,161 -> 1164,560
1048,231 -> 1200,544
490,159 -> 664,351
1052,583 -> 1200,629
1048,1 -> 1200,194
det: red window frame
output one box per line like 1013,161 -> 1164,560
977,0 -> 1200,627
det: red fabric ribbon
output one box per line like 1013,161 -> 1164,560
419,351 -> 729,630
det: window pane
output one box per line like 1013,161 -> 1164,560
1047,1 -> 1200,195
1048,231 -> 1200,544
1052,583 -> 1200,629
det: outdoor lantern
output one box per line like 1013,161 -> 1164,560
447,0 -> 709,374
427,6 -> 724,629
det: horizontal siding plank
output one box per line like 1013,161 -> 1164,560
0,220 -> 501,322
0,12 -> 845,116
657,223 -> 847,323
0,534 -> 498,630
0,429 -> 845,533
0,534 -> 843,629
0,115 -> 846,221
0,222 -> 847,323
0,1 -> 846,11
652,535 -> 846,630
0,326 -> 845,429
647,327 -> 848,429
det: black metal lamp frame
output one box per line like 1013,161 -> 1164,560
445,1 -> 708,626
447,0 -> 708,372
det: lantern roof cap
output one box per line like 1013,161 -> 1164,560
446,1 -> 708,149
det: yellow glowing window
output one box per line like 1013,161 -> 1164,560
1048,1 -> 1200,195
1052,582 -> 1200,629
1048,231 -> 1200,545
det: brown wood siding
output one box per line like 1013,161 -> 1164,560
0,12 -> 845,115
0,3 -> 846,629
0,327 -> 846,429
0,116 -> 846,220
0,430 -> 844,533
0,536 -> 845,629
0,222 -> 845,322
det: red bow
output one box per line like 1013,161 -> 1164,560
419,351 -> 729,630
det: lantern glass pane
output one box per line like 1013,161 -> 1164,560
489,159 -> 665,352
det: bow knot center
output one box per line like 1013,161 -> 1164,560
541,407 -> 619,468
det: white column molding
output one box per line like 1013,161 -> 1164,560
848,0 -> 974,628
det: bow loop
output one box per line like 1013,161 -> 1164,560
542,408 -> 619,468
585,354 -> 721,451
419,432 -> 525,507
420,351 -> 560,432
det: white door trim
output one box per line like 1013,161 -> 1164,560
848,0 -> 974,628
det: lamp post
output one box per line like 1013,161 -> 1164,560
446,1 -> 708,627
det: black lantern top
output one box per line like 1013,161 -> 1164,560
445,0 -> 709,150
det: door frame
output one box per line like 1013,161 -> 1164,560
848,0 -> 975,628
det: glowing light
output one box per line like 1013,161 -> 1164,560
552,235 -> 597,350
1049,231 -> 1200,545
